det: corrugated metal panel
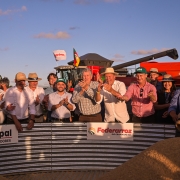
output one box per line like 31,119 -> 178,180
0,123 -> 51,175
0,123 -> 176,175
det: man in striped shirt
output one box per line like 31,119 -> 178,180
72,68 -> 102,122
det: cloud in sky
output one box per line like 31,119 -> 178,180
131,48 -> 170,55
69,26 -> 79,30
74,0 -> 120,5
110,53 -> 125,62
0,6 -> 27,16
33,31 -> 70,39
74,0 -> 91,5
103,0 -> 120,2
0,47 -> 9,51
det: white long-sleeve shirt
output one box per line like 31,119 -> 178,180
4,86 -> 36,119
25,86 -> 45,116
100,80 -> 129,123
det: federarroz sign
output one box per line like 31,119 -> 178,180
0,125 -> 18,144
87,123 -> 134,141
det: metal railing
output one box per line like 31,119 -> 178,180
0,123 -> 175,175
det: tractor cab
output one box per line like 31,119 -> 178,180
54,53 -> 113,88
54,65 -> 87,88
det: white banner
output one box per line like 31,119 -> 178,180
53,50 -> 66,61
0,125 -> 18,144
87,123 -> 134,141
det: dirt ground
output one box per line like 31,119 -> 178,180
97,137 -> 180,180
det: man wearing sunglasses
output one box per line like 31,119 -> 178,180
117,67 -> 157,123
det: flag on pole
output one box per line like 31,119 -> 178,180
53,50 -> 66,61
73,48 -> 80,67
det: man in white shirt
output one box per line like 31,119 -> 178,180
4,72 -> 36,132
48,78 -> 75,122
0,89 -> 5,124
96,67 -> 129,123
26,73 -> 45,122
0,77 -> 10,124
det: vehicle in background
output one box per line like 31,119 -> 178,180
54,48 -> 179,88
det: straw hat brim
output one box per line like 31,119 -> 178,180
161,79 -> 175,82
101,72 -> 119,75
148,71 -> 162,75
27,78 -> 42,81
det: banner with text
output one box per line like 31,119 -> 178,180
0,125 -> 18,144
87,123 -> 133,141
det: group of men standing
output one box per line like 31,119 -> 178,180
0,66 -> 180,136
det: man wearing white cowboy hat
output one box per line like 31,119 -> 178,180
4,72 -> 36,132
149,68 -> 162,91
96,67 -> 129,123
26,73 -> 45,123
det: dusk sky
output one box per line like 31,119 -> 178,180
1,0 -> 180,87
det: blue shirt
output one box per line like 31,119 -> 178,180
150,80 -> 162,91
168,89 -> 180,113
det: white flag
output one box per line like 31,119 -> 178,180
53,50 -> 66,61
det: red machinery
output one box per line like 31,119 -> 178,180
54,48 -> 179,87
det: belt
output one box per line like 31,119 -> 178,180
7,117 -> 29,121
51,117 -> 70,122
35,114 -> 43,118
80,112 -> 101,116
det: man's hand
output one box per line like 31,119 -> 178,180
64,96 -> 69,105
0,94 -> 4,101
96,72 -> 103,83
0,101 -> 5,109
97,83 -> 103,92
59,99 -> 65,106
43,95 -> 49,109
14,120 -> 23,132
169,111 -> 178,122
67,80 -> 72,91
27,120 -> 34,130
103,83 -> 113,93
35,95 -> 40,106
79,81 -> 88,90
6,103 -> 16,111
162,111 -> 169,118
148,91 -> 156,102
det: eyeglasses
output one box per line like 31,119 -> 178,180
140,88 -> 143,97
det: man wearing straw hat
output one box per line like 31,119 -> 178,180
4,72 -> 36,132
26,73 -> 45,123
96,67 -> 129,123
149,68 -> 162,91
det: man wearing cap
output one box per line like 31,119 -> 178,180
26,73 -> 45,123
117,67 -> 157,123
72,68 -> 102,122
4,72 -> 36,132
149,68 -> 162,91
48,78 -> 75,122
95,67 -> 129,123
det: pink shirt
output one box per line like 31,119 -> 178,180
125,82 -> 157,117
